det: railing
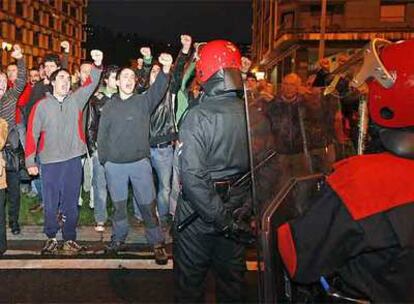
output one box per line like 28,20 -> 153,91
276,26 -> 414,40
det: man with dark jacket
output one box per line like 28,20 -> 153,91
135,47 -> 153,94
174,40 -> 250,303
268,73 -> 337,193
97,53 -> 173,265
0,45 -> 26,235
86,65 -> 119,232
277,38 -> 414,302
26,50 -> 103,254
148,35 -> 192,227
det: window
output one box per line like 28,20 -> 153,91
34,32 -> 41,47
311,4 -> 344,15
15,26 -> 23,42
34,9 -> 40,23
46,35 -> 52,48
16,1 -> 24,16
281,11 -> 295,29
380,4 -> 405,22
70,6 -> 77,18
63,1 -> 70,14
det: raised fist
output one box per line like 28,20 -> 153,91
241,56 -> 252,74
90,49 -> 103,66
140,47 -> 151,59
11,44 -> 23,59
158,53 -> 173,73
27,166 -> 39,176
60,40 -> 70,53
137,58 -> 144,69
181,35 -> 192,54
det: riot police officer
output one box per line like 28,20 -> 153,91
277,38 -> 414,302
173,40 -> 251,303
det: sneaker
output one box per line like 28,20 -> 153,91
94,222 -> 105,232
153,244 -> 168,265
11,222 -> 21,235
62,240 -> 86,255
104,241 -> 125,255
41,238 -> 59,255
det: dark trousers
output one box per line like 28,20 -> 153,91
41,157 -> 82,241
173,226 -> 246,303
0,189 -> 6,254
6,170 -> 20,225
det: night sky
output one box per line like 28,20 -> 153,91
87,0 -> 252,65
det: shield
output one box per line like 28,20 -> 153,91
245,64 -> 363,302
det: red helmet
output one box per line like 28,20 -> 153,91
195,40 -> 242,83
365,39 -> 414,128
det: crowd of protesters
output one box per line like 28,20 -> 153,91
0,35 -> 362,266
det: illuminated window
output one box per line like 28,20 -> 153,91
380,4 -> 405,22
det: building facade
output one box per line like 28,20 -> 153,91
0,0 -> 87,70
252,0 -> 414,84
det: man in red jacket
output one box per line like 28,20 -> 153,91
277,38 -> 414,302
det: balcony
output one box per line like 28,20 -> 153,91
274,25 -> 414,50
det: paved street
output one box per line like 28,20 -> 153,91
0,225 -> 259,303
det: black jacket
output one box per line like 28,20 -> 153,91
149,51 -> 191,146
149,88 -> 177,146
23,81 -> 52,124
177,71 -> 249,234
97,71 -> 169,164
86,91 -> 110,154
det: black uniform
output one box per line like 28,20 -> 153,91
277,152 -> 414,302
174,70 -> 250,303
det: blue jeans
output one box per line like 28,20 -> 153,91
92,151 -> 108,223
104,158 -> 164,245
150,145 -> 173,221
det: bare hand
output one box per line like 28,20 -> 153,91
60,40 -> 70,53
91,49 -> 103,66
11,44 -> 23,59
137,58 -> 144,68
27,166 -> 39,176
181,35 -> 192,54
140,47 -> 151,59
241,57 -> 252,73
158,53 -> 173,73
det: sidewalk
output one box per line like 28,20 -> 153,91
7,225 -> 173,244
